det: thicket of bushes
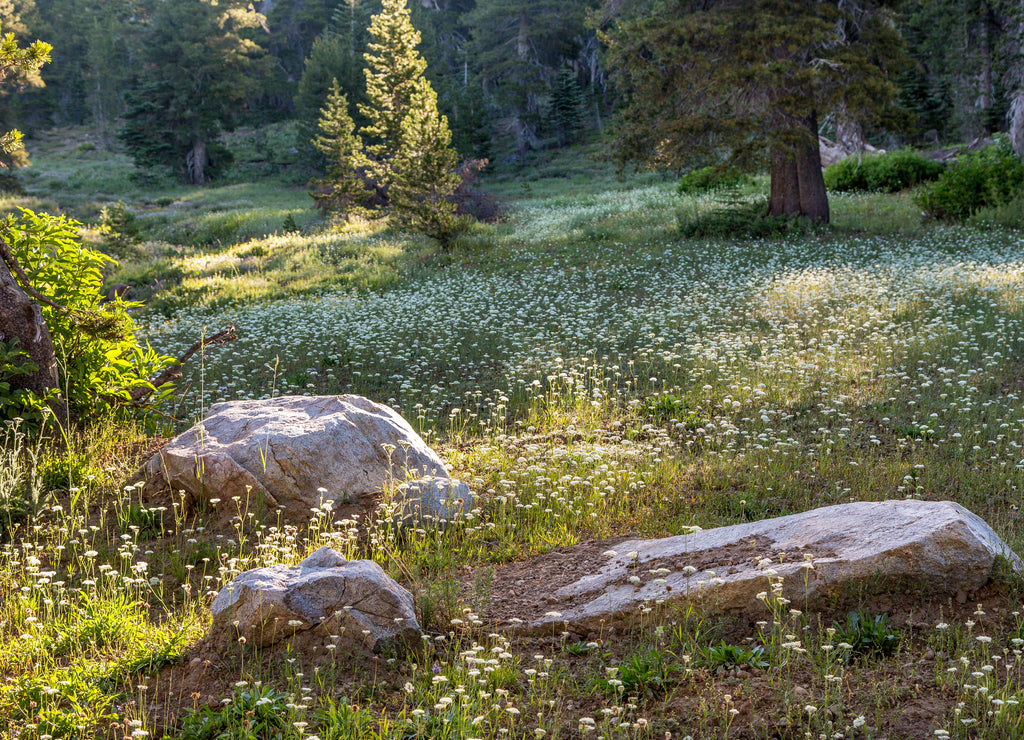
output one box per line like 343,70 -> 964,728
916,137 -> 1024,221
824,149 -> 944,193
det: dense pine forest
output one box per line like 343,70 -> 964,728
4,0 -> 1024,179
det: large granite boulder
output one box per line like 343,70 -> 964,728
138,395 -> 449,517
210,546 -> 421,653
516,500 -> 1022,635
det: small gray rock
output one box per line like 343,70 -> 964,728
210,546 -> 421,653
390,476 -> 473,523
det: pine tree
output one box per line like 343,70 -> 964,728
604,0 -> 905,223
120,0 -> 267,185
360,0 -> 428,184
388,80 -> 464,247
361,0 -> 466,246
465,0 -> 594,158
310,79 -> 371,216
548,67 -> 584,147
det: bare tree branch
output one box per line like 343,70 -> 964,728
130,324 -> 238,405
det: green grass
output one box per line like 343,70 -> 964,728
3,125 -> 1024,739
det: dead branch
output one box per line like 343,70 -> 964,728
130,324 -> 238,405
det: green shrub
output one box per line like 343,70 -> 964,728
824,149 -> 944,193
677,165 -> 749,195
1,208 -> 175,422
970,191 -> 1024,229
917,137 -> 1024,220
678,197 -> 818,239
97,200 -> 142,257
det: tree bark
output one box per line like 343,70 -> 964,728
835,101 -> 865,156
0,262 -> 58,397
1010,1 -> 1024,157
186,138 -> 207,185
768,110 -> 829,224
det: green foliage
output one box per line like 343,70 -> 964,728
310,80 -> 372,217
603,650 -> 675,699
465,0 -> 592,156
97,200 -> 140,256
50,591 -> 145,656
2,208 -> 175,420
971,192 -> 1024,230
120,0 -> 267,185
9,664 -> 119,739
917,138 -> 1024,221
548,67 -> 583,147
179,684 -> 294,740
317,697 -> 375,740
831,611 -> 901,662
677,197 -> 818,239
389,83 -> 468,248
605,1 -> 904,179
676,166 -> 750,195
699,641 -> 769,672
362,0 -> 468,247
0,417 -> 44,539
824,150 -> 945,193
360,0 -> 428,169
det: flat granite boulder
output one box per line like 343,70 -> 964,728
516,500 -> 1022,635
138,395 -> 449,517
210,546 -> 421,653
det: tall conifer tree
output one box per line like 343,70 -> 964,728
360,0 -> 428,184
361,0 -> 465,246
121,0 -> 267,185
604,0 -> 905,223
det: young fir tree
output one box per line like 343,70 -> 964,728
388,80 -> 464,248
360,0 -> 428,186
361,0 -> 467,246
548,67 -> 584,147
310,79 -> 370,216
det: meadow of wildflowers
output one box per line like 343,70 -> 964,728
3,155 -> 1024,738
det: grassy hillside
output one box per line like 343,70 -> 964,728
2,128 -> 1023,739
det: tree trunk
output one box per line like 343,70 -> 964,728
0,264 -> 58,398
835,101 -> 865,156
974,1 -> 994,135
768,110 -> 829,223
186,138 -> 207,185
1011,1 -> 1024,157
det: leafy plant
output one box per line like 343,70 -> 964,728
179,684 -> 295,740
97,200 -> 141,256
317,698 -> 375,740
824,149 -> 944,193
831,611 -> 901,662
699,641 -> 769,672
917,136 -> 1024,220
2,208 -> 176,421
603,650 -> 676,699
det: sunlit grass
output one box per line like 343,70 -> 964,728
4,127 -> 1024,738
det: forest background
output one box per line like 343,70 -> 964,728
3,0 -> 1022,183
